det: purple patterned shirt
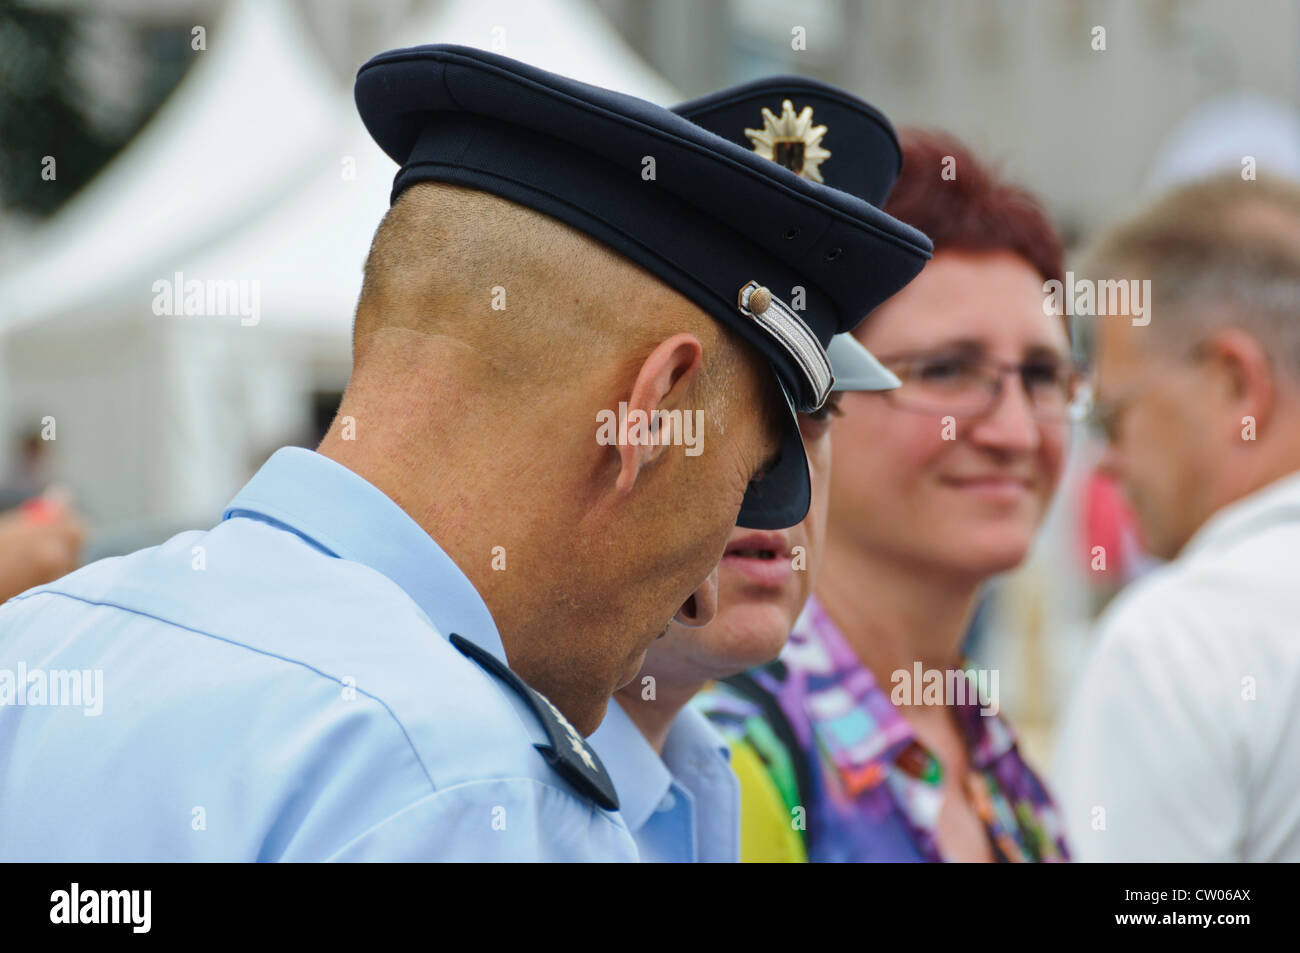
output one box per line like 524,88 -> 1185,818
696,596 -> 1070,862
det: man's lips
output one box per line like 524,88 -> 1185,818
722,530 -> 794,588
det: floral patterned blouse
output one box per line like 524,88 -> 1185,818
695,596 -> 1070,862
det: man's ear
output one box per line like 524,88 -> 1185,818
1204,328 -> 1275,433
615,333 -> 704,494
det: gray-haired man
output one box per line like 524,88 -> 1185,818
1057,172 -> 1300,862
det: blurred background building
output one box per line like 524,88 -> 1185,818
3,0 -> 1299,765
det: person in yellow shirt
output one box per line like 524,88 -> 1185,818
591,77 -> 910,862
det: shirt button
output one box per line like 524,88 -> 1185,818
656,791 -> 677,813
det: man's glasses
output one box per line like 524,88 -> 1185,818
874,349 -> 1088,422
1085,342 -> 1212,442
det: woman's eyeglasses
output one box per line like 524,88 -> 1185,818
874,350 -> 1089,422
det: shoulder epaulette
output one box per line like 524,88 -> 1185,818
450,634 -> 619,812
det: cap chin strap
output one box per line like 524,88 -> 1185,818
737,281 -> 834,410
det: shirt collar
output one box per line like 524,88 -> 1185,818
662,703 -> 732,773
1179,469 -> 1300,562
222,447 -> 507,665
589,699 -> 673,834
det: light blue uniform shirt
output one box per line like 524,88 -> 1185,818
589,699 -> 739,862
0,447 -> 636,861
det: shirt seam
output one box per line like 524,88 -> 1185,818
9,588 -> 441,794
322,774 -> 629,861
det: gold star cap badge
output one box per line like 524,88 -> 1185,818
744,99 -> 831,182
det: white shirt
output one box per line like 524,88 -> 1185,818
1055,469 -> 1300,861
588,700 -> 739,862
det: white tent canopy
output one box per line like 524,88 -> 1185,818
182,0 -> 679,334
0,0 -> 343,330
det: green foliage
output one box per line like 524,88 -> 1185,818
0,0 -> 189,217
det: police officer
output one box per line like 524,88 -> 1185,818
589,77 -> 916,862
0,46 -> 929,861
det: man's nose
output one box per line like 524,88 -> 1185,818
674,565 -> 718,628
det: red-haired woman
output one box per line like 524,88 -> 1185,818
700,130 -> 1079,862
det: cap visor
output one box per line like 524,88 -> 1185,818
736,382 -> 811,530
828,333 -> 900,392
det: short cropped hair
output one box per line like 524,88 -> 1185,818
1079,171 -> 1300,371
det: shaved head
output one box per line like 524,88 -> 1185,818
351,181 -> 748,418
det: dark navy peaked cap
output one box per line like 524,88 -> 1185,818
672,75 -> 903,207
355,44 -> 931,529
